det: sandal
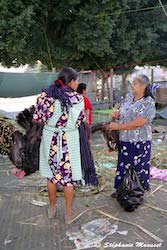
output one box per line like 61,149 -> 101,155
47,207 -> 56,219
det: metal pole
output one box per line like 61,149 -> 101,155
109,69 -> 114,108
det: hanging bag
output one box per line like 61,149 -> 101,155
117,165 -> 145,212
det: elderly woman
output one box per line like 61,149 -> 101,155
110,75 -> 156,197
33,67 -> 85,223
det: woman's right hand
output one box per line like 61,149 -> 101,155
111,102 -> 120,120
111,111 -> 120,119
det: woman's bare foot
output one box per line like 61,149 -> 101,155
65,209 -> 77,224
47,206 -> 56,219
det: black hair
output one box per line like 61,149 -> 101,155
77,83 -> 87,94
43,67 -> 79,112
54,67 -> 79,87
136,74 -> 155,99
144,84 -> 155,99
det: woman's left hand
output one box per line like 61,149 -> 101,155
109,122 -> 120,130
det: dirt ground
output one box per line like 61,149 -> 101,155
0,120 -> 167,250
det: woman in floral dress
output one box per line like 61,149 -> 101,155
33,67 -> 84,223
109,75 -> 156,197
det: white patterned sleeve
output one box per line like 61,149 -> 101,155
136,98 -> 156,123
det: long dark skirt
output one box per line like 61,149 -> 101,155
79,123 -> 98,186
114,141 -> 151,191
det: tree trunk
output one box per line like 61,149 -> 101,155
151,68 -> 154,85
99,69 -> 113,105
109,69 -> 114,108
121,74 -> 128,97
52,67 -> 56,73
99,70 -> 105,101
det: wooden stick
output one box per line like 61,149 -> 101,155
97,210 -> 163,243
133,231 -> 145,241
150,183 -> 167,193
160,189 -> 167,193
150,183 -> 160,187
68,204 -> 108,224
18,221 -> 53,228
150,185 -> 164,195
144,203 -> 167,214
22,214 -> 43,222
18,222 -> 38,226
17,214 -> 44,226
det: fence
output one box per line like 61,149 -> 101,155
0,72 -> 58,97
92,111 -> 111,124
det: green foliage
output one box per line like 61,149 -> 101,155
95,0 -> 167,73
0,0 -> 166,71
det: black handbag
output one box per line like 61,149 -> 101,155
117,165 -> 145,212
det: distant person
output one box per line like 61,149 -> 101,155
77,83 -> 92,144
77,83 -> 98,187
109,74 -> 156,197
96,89 -> 101,101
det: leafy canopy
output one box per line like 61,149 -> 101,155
0,0 -> 166,71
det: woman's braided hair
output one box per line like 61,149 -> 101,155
44,67 -> 79,111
